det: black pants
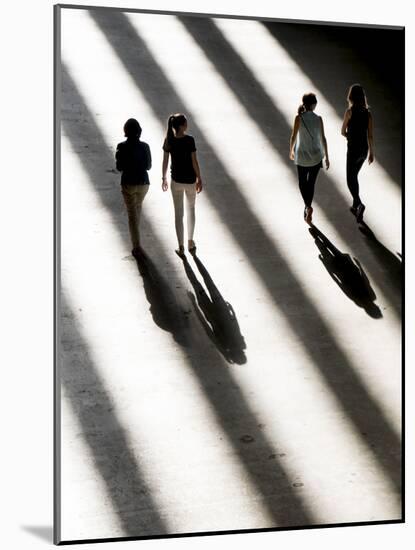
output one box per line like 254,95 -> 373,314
297,162 -> 322,208
346,149 -> 367,207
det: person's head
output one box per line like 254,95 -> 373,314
347,84 -> 368,109
166,113 -> 187,142
124,118 -> 142,139
298,93 -> 317,115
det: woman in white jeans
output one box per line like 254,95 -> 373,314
162,113 -> 203,256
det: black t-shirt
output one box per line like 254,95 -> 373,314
116,138 -> 151,185
163,135 -> 197,183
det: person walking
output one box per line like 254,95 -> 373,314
115,118 -> 151,257
341,83 -> 374,223
162,113 -> 203,256
290,93 -> 330,225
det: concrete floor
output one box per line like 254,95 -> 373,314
58,8 -> 402,543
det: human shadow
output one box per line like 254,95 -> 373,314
60,61 -> 314,528
309,225 -> 382,319
262,20 -> 404,188
89,11 -> 402,497
181,254 -> 247,365
135,252 -> 189,347
358,222 -> 402,294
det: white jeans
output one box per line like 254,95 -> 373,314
171,180 -> 197,246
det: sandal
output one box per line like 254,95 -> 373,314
188,240 -> 197,254
175,245 -> 185,257
304,206 -> 313,225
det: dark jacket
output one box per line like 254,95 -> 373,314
115,138 -> 152,185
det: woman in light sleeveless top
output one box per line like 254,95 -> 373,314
290,93 -> 330,225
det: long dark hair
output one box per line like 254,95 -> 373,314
124,118 -> 142,138
347,84 -> 368,109
298,93 -> 317,115
166,113 -> 187,145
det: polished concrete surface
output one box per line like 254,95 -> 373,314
58,8 -> 402,543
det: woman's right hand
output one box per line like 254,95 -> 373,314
289,150 -> 295,161
162,177 -> 168,191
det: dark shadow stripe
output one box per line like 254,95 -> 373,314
60,293 -> 169,538
60,62 -> 315,529
89,10 -> 402,498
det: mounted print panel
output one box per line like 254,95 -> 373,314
54,4 -> 403,545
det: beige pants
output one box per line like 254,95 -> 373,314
121,184 -> 149,249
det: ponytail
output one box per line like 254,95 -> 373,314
165,113 -> 187,146
166,115 -> 175,146
298,93 -> 317,115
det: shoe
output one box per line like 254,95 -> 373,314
132,247 -> 144,259
188,240 -> 197,254
356,203 -> 365,223
305,206 -> 313,225
175,245 -> 185,257
350,206 -> 357,215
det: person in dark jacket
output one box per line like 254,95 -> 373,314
116,118 -> 151,257
341,84 -> 374,223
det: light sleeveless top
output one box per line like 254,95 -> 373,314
294,111 -> 324,167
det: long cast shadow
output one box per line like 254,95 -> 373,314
180,16 -> 401,319
90,11 -> 402,497
181,254 -> 247,365
135,253 -> 189,347
358,222 -> 402,293
60,294 -> 169,538
309,225 -> 382,318
262,21 -> 404,189
61,62 -> 315,528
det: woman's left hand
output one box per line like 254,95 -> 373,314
368,152 -> 374,164
325,158 -> 330,170
196,179 -> 203,193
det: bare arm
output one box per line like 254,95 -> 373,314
289,115 -> 300,160
368,111 -> 374,164
191,151 -> 203,193
320,117 -> 330,169
162,151 -> 169,191
341,108 -> 351,137
115,144 -> 124,172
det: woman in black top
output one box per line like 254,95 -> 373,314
162,113 -> 203,256
116,118 -> 152,257
341,84 -> 374,223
